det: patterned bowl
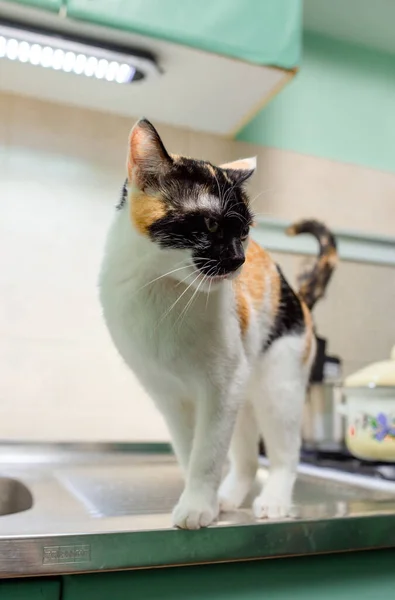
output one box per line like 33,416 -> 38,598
341,346 -> 395,462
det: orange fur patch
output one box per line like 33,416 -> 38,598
130,190 -> 167,236
233,240 -> 274,334
206,164 -> 216,176
325,247 -> 339,267
233,283 -> 250,336
301,301 -> 314,364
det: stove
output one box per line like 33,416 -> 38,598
260,442 -> 395,482
301,445 -> 395,482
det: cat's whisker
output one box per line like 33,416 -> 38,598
175,268 -> 201,287
226,211 -> 248,224
175,257 -> 217,288
157,272 -> 202,326
249,187 -> 275,207
133,263 -> 191,294
205,267 -> 217,311
222,182 -> 238,210
177,271 -> 207,328
212,171 -> 224,205
250,210 -> 280,220
179,262 -> 220,326
193,257 -> 216,265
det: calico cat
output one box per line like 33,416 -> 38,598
99,119 -> 337,529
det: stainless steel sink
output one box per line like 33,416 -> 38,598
0,477 -> 33,516
0,443 -> 395,578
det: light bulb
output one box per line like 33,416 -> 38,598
73,53 -> 86,74
52,48 -> 64,70
6,38 -> 19,60
18,41 -> 30,62
63,51 -> 75,72
0,36 -> 6,58
40,46 -> 53,68
29,43 -> 41,65
105,60 -> 119,81
84,56 -> 97,77
95,58 -> 108,79
116,63 -> 133,83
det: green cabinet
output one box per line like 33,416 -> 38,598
65,0 -> 302,68
0,578 -> 61,600
62,550 -> 395,600
5,0 -> 62,11
5,0 -> 302,68
1,550 -> 394,598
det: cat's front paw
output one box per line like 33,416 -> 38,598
172,490 -> 219,530
252,489 -> 294,520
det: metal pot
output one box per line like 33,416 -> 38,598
302,383 -> 344,450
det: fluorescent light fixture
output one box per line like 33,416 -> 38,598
0,21 -> 160,83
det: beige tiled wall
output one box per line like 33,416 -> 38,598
272,252 -> 395,378
234,141 -> 395,238
0,92 -> 394,442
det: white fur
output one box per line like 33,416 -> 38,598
99,203 -> 315,529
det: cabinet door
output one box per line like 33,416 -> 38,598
4,1 -> 62,11
65,0 -> 301,68
62,549 -> 395,600
0,578 -> 61,600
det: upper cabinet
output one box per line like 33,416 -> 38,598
4,0 -> 62,11
0,0 -> 302,135
66,0 -> 301,68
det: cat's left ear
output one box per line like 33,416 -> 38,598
127,118 -> 172,187
220,157 -> 256,185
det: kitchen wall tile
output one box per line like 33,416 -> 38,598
0,336 -> 168,441
314,260 -> 395,365
235,140 -> 395,237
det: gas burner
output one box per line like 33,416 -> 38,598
259,441 -> 395,482
300,446 -> 395,482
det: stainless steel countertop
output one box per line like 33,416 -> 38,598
1,442 -> 395,578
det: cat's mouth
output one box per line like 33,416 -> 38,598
203,270 -> 241,283
193,262 -> 243,283
206,274 -> 228,282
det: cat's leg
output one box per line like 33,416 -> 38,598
172,364 -> 247,530
218,398 -> 259,511
155,397 -> 194,476
252,336 -> 309,519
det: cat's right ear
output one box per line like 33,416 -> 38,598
127,119 -> 172,188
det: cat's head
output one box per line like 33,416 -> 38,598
125,118 -> 256,287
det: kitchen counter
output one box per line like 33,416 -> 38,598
1,443 -> 395,578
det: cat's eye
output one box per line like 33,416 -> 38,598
205,217 -> 219,233
241,228 -> 250,241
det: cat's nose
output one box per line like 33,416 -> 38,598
222,254 -> 245,273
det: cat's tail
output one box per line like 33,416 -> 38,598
286,219 -> 338,310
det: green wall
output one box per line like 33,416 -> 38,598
237,33 -> 395,174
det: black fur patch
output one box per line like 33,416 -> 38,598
156,157 -> 251,213
149,210 -> 250,250
116,179 -> 128,210
288,220 -> 338,310
146,158 -> 252,275
263,267 -> 305,352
